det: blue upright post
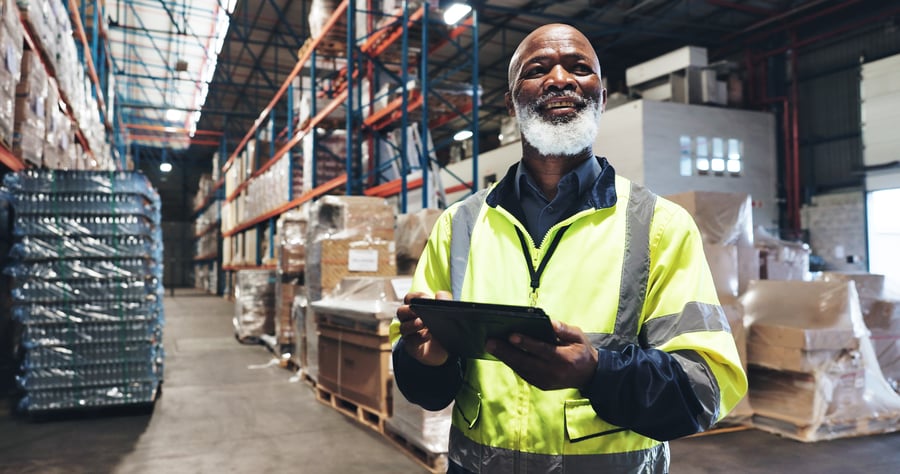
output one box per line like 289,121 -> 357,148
420,4 -> 429,210
399,1 -> 410,213
287,80 -> 294,200
345,0 -> 355,195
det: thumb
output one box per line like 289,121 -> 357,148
553,320 -> 587,344
435,290 -> 453,301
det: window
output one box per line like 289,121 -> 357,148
678,136 -> 744,177
679,136 -> 692,176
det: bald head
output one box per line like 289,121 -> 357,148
507,24 -> 600,91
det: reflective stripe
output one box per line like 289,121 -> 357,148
639,302 -> 731,348
670,350 -> 720,428
614,182 -> 656,341
449,426 -> 670,474
586,332 -> 632,352
450,189 -> 490,300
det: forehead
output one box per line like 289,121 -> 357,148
511,26 -> 599,73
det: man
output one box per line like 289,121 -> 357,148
390,23 -> 747,473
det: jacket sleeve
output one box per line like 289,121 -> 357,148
390,208 -> 463,410
583,204 -> 748,441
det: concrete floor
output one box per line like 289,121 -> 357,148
0,288 -> 897,473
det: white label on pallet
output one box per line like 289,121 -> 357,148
348,249 -> 379,272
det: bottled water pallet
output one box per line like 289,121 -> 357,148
314,384 -> 386,434
382,425 -> 449,474
23,381 -> 161,421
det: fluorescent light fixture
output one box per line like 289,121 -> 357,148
443,3 -> 471,25
453,130 -> 473,141
164,127 -> 177,133
159,162 -> 173,173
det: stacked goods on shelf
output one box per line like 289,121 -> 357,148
754,227 -> 811,281
276,208 -> 308,354
0,0 -> 23,147
42,81 -> 71,169
193,200 -> 220,258
304,196 -> 396,383
233,269 -> 276,342
310,276 -> 408,424
741,279 -> 900,441
301,130 -> 346,193
395,208 -> 441,275
665,190 -> 757,424
13,49 -> 47,166
2,170 -> 164,412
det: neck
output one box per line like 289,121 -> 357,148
521,141 -> 593,200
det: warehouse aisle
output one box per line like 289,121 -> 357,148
0,289 -> 425,474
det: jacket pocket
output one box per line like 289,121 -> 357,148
564,399 -> 627,443
454,383 -> 482,429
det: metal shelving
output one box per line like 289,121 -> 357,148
214,1 -> 479,279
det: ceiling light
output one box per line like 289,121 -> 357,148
159,162 -> 173,173
166,109 -> 183,121
443,3 -> 472,25
453,130 -> 473,141
164,127 -> 177,133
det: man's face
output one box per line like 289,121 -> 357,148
505,25 -> 607,156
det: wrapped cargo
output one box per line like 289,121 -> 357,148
2,170 -> 164,413
395,208 -> 441,275
306,196 -> 396,302
866,299 -> 900,393
233,269 -> 276,342
386,382 -> 452,463
277,206 -> 309,276
740,279 -> 900,441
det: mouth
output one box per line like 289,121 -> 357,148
544,101 -> 577,110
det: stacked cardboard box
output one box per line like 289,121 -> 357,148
386,383 -> 452,467
0,2 -> 22,148
275,207 -> 308,351
13,50 -> 47,166
310,276 -> 407,417
866,300 -> 900,393
741,279 -> 900,441
395,208 -> 442,275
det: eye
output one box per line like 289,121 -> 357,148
524,66 -> 545,78
573,64 -> 593,75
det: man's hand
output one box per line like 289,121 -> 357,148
397,291 -> 452,367
486,320 -> 598,391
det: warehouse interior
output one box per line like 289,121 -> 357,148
1,0 -> 900,472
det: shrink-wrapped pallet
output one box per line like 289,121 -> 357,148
740,279 -> 900,441
233,269 -> 276,342
395,208 -> 441,275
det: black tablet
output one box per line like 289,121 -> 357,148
409,298 -> 557,360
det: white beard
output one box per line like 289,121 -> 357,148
514,93 -> 602,157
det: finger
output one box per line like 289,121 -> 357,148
398,317 -> 426,337
552,320 -> 588,344
403,291 -> 429,304
435,290 -> 453,300
507,333 -> 557,359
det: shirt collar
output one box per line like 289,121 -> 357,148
514,156 -> 603,202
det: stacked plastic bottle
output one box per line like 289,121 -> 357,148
2,170 -> 164,412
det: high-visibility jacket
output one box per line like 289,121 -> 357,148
391,160 -> 747,473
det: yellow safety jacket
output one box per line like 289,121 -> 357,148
391,163 -> 747,473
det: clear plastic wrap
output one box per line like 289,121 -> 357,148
739,279 -> 900,441
306,196 -> 396,302
386,382 -> 452,455
2,170 -> 160,202
867,300 -> 900,393
395,208 -> 441,275
755,226 -> 810,281
275,278 -> 302,346
11,235 -> 160,261
4,170 -> 165,413
5,258 -> 158,281
17,381 -> 160,412
9,193 -> 158,220
232,269 -> 276,341
277,206 -> 308,276
11,278 -> 158,303
292,294 -> 309,370
13,215 -> 156,237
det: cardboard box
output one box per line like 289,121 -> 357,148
308,238 -> 397,302
664,191 -> 753,247
822,272 -> 885,318
311,297 -> 400,337
317,324 -> 392,415
386,382 -> 452,455
749,323 -> 858,351
748,342 -> 849,372
704,243 -> 739,304
749,363 -> 865,427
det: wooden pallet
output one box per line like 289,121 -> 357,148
383,425 -> 449,474
315,384 -> 387,433
687,423 -> 751,438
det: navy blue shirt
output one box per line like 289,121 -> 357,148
515,157 -> 602,246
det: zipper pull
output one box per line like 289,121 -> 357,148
529,287 -> 538,307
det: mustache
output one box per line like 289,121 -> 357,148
529,90 -> 588,110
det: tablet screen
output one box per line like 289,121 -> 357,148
409,298 -> 557,359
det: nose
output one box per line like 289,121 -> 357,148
545,64 -> 576,91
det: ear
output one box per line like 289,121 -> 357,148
601,87 -> 608,112
505,91 -> 515,117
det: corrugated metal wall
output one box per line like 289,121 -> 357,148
796,24 -> 900,194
